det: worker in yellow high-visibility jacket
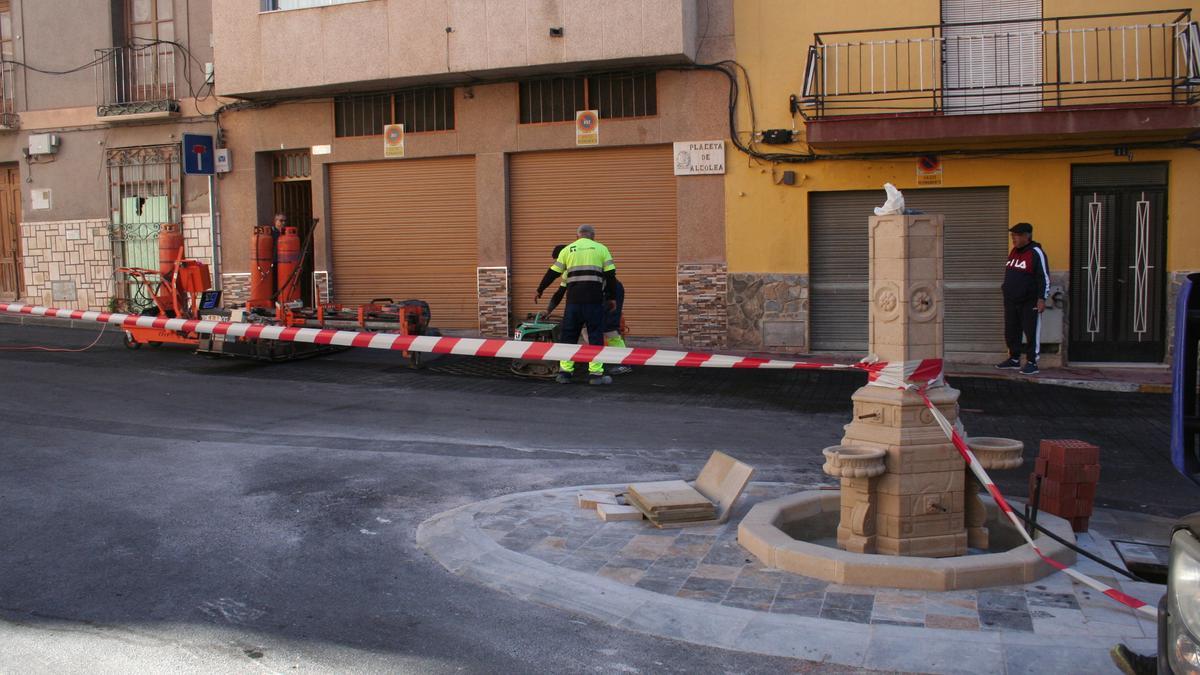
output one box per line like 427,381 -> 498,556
535,224 -> 618,385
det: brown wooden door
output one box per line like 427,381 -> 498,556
0,164 -> 20,300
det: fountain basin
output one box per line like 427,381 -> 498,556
966,436 -> 1024,470
738,490 -> 1076,591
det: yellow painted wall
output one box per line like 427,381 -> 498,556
728,0 -> 1200,275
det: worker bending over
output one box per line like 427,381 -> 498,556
535,224 -> 617,385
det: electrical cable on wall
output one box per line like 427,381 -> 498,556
9,39 -> 1198,163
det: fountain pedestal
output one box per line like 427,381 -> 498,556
833,214 -> 968,558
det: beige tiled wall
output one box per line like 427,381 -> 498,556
20,220 -> 115,311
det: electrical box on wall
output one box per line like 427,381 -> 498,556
214,148 -> 231,173
30,188 -> 50,210
28,133 -> 60,155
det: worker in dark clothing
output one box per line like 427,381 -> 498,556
535,224 -> 617,385
544,244 -> 568,315
996,222 -> 1050,375
603,278 -> 632,375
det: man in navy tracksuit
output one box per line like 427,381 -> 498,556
996,222 -> 1050,375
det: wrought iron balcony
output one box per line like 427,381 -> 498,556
94,42 -> 181,117
801,9 -> 1200,118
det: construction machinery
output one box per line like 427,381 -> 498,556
120,218 -> 437,366
119,223 -> 216,349
510,310 -> 561,378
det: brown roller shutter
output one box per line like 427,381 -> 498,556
809,187 -> 1009,356
328,156 -> 477,329
510,146 -> 677,337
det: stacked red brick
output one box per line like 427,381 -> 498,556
1030,439 -> 1100,532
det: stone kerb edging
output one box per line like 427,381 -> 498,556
416,483 -> 1141,671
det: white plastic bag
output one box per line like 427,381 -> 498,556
873,183 -> 905,216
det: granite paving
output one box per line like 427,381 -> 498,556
475,483 -> 1165,639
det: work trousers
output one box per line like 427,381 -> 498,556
559,302 -> 605,375
1003,297 -> 1041,363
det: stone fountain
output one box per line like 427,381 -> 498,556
738,212 -> 1075,590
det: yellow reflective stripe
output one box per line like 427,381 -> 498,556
550,262 -> 566,273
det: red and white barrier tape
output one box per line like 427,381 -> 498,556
0,302 -> 888,371
912,387 -> 1156,619
1,301 -> 1153,617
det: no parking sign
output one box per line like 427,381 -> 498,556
575,110 -> 599,146
384,124 -> 405,158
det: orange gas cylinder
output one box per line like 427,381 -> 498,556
157,223 -> 184,277
275,225 -> 302,305
248,225 -> 276,309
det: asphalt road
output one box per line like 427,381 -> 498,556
0,321 -> 1195,672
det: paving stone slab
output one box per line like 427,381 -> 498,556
420,482 -> 1165,671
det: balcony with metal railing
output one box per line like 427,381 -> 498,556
800,9 -> 1200,146
94,42 -> 181,119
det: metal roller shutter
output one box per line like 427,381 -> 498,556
328,156 -> 478,329
809,187 -> 1009,355
509,146 -> 678,337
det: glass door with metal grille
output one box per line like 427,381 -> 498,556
273,150 -> 313,304
1069,165 -> 1168,362
107,145 -> 180,311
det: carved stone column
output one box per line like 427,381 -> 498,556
839,213 -> 968,558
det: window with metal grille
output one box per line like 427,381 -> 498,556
394,87 -> 454,133
519,72 -> 656,124
519,76 -> 586,124
334,87 -> 455,137
587,72 -> 656,119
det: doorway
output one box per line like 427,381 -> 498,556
0,164 -> 20,300
1069,163 -> 1168,362
272,150 -> 313,305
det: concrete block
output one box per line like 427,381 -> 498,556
951,554 -> 1028,587
737,522 -> 792,567
839,554 -> 950,589
577,490 -> 619,509
597,503 -> 643,522
773,544 -> 843,580
692,451 -> 755,524
876,532 -> 965,558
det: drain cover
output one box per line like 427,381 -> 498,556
1112,539 -> 1169,584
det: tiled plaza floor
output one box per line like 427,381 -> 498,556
474,483 -> 1164,639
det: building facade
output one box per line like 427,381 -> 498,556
211,0 -> 734,346
727,0 -> 1200,366
0,0 -> 216,312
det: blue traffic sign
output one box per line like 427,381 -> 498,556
182,133 -> 215,175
